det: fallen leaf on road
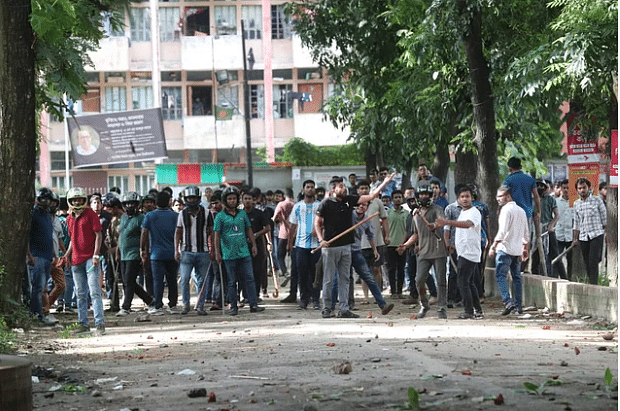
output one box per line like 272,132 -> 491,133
326,343 -> 336,347
542,325 -> 551,330
462,370 -> 472,376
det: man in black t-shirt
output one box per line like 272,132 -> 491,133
315,173 -> 395,319
243,190 -> 271,299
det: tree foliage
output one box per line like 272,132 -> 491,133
276,137 -> 364,166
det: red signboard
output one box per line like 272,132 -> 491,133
611,130 -> 618,187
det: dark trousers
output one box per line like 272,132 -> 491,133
277,238 -> 288,275
447,252 -> 461,303
580,234 -> 604,285
386,247 -> 406,295
120,260 -> 153,310
557,240 -> 573,281
406,252 -> 437,299
547,231 -> 567,279
252,244 -> 267,297
457,256 -> 481,315
151,259 -> 178,310
294,247 -> 320,306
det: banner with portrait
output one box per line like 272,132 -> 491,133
67,108 -> 168,168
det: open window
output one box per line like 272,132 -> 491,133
185,7 -> 209,36
188,86 -> 213,116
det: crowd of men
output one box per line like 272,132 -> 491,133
25,157 -> 607,334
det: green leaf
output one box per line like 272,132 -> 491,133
605,367 -> 613,387
408,387 -> 420,410
523,382 -> 539,393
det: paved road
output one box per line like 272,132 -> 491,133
26,296 -> 618,410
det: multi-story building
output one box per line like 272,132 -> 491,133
38,0 -> 350,195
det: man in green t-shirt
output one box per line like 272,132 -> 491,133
116,192 -> 153,316
214,187 -> 265,316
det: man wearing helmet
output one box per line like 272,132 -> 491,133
116,192 -> 154,316
27,188 -> 56,325
397,184 -> 449,319
174,186 -> 214,315
213,186 -> 265,315
62,187 -> 106,335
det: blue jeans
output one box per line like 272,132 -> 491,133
294,247 -> 320,306
179,252 -> 210,306
351,250 -> 387,308
321,245 -> 352,312
495,250 -> 522,309
224,256 -> 258,308
151,259 -> 179,309
61,266 -> 76,308
29,257 -> 51,319
72,259 -> 105,327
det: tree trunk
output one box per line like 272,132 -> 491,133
432,141 -> 450,185
606,97 -> 618,286
0,0 -> 37,315
454,150 -> 477,187
460,1 -> 500,237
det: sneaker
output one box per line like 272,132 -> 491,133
250,305 -> 265,313
225,307 -> 238,316
148,307 -> 164,316
115,309 -> 130,317
438,309 -> 448,319
322,309 -> 332,319
501,304 -> 515,316
313,301 -> 321,310
95,324 -> 106,336
457,312 -> 474,319
417,306 -> 430,319
196,309 -> 208,316
381,303 -> 394,315
337,310 -> 360,318
280,295 -> 297,304
167,305 -> 181,314
181,305 -> 191,315
428,296 -> 438,305
72,324 -> 90,335
56,305 -> 64,313
474,309 -> 484,319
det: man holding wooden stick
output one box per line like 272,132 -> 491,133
314,172 -> 396,319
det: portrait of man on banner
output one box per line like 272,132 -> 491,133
72,127 -> 100,156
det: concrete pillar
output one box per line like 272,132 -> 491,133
0,355 -> 32,411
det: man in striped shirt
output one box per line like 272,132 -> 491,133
288,180 -> 321,309
175,186 -> 214,315
573,177 -> 607,285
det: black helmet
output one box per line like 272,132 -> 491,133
141,193 -> 157,204
102,192 -> 122,208
36,187 -> 54,201
50,191 -> 59,202
122,191 -> 140,204
222,186 -> 240,202
416,184 -> 433,207
182,186 -> 201,199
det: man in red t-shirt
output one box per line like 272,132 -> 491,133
62,187 -> 106,335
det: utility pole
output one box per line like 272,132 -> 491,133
241,20 -> 253,187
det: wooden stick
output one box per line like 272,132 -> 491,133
551,243 -> 575,266
311,212 -> 379,254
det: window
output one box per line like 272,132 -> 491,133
161,87 -> 182,120
51,176 -> 73,194
250,85 -> 264,119
108,176 -> 129,193
50,152 -> 73,171
242,6 -> 262,39
188,86 -> 213,115
135,175 -> 155,196
271,5 -> 292,39
132,86 -> 153,110
215,6 -> 236,35
105,87 -> 127,112
185,8 -> 209,36
160,7 -> 181,42
217,85 -> 239,111
273,84 -> 293,118
130,7 -> 150,41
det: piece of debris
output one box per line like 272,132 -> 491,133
462,370 -> 472,376
91,390 -> 102,397
43,392 -> 54,399
520,314 -> 533,319
188,388 -> 207,398
208,391 -> 217,402
326,343 -> 336,347
494,393 -> 504,405
366,312 -> 372,318
134,315 -> 151,322
574,347 -> 580,355
177,369 -> 196,375
560,361 -> 568,367
597,346 -> 607,351
333,362 -> 352,374
371,358 -> 381,363
602,332 -> 614,341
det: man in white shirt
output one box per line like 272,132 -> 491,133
488,185 -> 530,316
553,179 -> 572,280
435,185 -> 483,319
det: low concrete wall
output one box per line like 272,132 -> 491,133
483,267 -> 617,322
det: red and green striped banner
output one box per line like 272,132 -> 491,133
156,164 -> 224,185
